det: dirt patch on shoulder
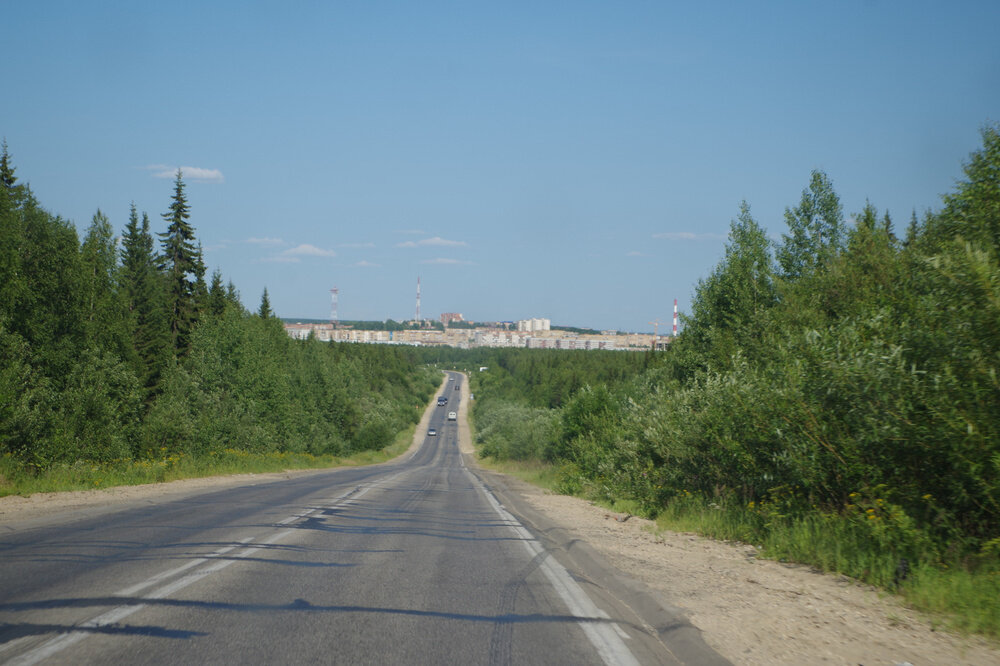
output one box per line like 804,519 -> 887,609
516,484 -> 1000,666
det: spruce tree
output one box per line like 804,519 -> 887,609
225,280 -> 243,312
258,287 -> 272,319
1,139 -> 17,190
120,205 -> 169,398
157,170 -> 200,355
207,268 -> 227,317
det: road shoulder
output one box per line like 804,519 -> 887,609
454,372 -> 1000,666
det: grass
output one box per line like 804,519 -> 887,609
0,423 -> 418,498
652,494 -> 1000,639
474,456 -> 564,490
442,397 -> 1000,642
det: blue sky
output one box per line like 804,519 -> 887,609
5,1 -> 999,332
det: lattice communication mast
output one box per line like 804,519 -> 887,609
330,286 -> 339,328
415,276 -> 421,322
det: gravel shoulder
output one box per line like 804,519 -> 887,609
3,372 -> 999,665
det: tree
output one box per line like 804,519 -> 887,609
225,280 -> 243,312
678,201 -> 777,372
777,170 -> 845,280
258,287 -> 272,319
157,170 -> 201,355
120,205 -> 169,398
207,269 -> 227,317
80,209 -> 123,350
1,139 -> 18,191
923,123 -> 1000,253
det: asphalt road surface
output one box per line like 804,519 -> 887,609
0,372 -> 728,665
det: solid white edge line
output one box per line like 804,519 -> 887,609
470,472 -> 640,666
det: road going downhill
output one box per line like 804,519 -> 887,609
0,372 -> 727,665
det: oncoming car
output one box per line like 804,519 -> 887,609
427,428 -> 437,436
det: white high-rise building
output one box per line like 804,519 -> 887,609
516,318 -> 551,332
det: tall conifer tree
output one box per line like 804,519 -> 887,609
120,205 -> 169,397
157,170 -> 200,355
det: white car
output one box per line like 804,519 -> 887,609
447,411 -> 457,421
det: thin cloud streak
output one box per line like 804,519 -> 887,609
282,244 -> 336,258
144,164 -> 225,183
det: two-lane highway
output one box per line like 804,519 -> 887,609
0,372 -> 727,665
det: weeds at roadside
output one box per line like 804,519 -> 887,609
0,423 -> 418,498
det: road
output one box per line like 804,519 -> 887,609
0,372 -> 728,665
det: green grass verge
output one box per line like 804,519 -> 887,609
474,456 -> 564,490
0,424 -> 417,498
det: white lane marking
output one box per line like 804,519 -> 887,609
7,475 -> 404,666
469,472 -> 641,666
115,537 -> 254,597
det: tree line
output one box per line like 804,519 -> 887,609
1,144 -> 436,474
463,125 -> 1000,579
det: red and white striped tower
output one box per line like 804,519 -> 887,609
672,298 -> 678,338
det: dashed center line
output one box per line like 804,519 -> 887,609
6,475 -> 404,666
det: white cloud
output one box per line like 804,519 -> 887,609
246,237 -> 285,246
421,258 -> 474,265
652,231 -> 726,241
627,251 -> 646,257
144,164 -> 225,183
282,244 -> 336,258
353,260 -> 380,268
396,236 -> 468,248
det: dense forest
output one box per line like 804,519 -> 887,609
0,144 -> 436,484
458,125 -> 1000,631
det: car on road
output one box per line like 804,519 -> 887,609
427,428 -> 437,436
437,396 -> 447,406
447,411 -> 457,421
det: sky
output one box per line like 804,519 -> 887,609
4,1 -> 999,332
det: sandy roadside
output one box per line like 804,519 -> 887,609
3,371 -> 999,665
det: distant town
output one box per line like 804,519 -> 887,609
283,314 -> 672,351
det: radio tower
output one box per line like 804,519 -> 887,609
672,298 -> 679,338
648,318 -> 662,350
415,276 -> 421,323
330,287 -> 339,328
